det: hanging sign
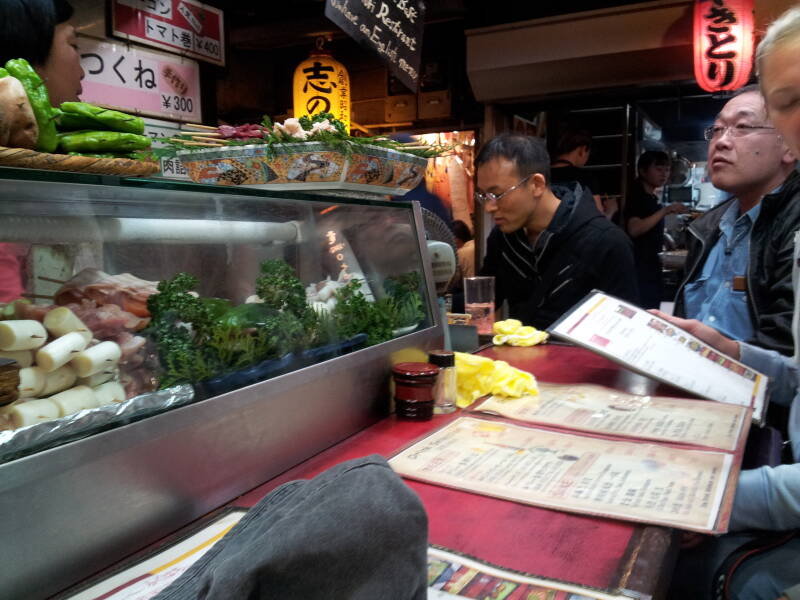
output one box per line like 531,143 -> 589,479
112,0 -> 225,66
324,0 -> 425,92
78,36 -> 202,122
293,50 -> 351,132
693,0 -> 754,92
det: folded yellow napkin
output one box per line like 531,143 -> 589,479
492,319 -> 549,347
454,351 -> 539,408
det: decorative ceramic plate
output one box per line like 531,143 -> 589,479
177,142 -> 427,196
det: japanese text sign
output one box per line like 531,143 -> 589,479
693,0 -> 754,92
293,52 -> 350,131
324,0 -> 425,92
143,117 -> 191,179
78,37 -> 202,123
112,0 -> 225,66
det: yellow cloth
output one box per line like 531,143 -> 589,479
492,319 -> 548,347
454,351 -> 538,408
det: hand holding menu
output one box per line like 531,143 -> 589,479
547,291 -> 767,422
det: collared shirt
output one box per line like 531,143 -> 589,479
683,200 -> 761,340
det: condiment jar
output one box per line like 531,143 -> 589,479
428,350 -> 456,414
392,362 -> 438,421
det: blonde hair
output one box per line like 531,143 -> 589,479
756,6 -> 800,78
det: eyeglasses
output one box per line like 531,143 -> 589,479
703,124 -> 776,141
474,174 -> 532,205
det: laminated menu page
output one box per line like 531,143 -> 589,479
547,291 -> 767,423
473,383 -> 751,452
389,416 -> 737,533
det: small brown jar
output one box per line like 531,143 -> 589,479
392,362 -> 439,421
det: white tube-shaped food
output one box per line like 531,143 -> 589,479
0,350 -> 33,367
17,366 -> 45,398
36,332 -> 90,373
43,307 -> 93,343
71,341 -> 122,377
9,398 -> 59,428
40,365 -> 78,397
93,381 -> 126,405
78,370 -> 116,387
0,399 -> 23,416
0,320 -> 48,351
48,386 -> 99,417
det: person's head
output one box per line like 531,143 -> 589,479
637,150 -> 671,190
705,86 -> 795,201
757,6 -> 800,158
554,127 -> 592,166
452,220 -> 472,248
0,0 -> 83,105
475,133 -> 552,233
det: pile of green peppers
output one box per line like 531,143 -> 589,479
1,57 -> 150,157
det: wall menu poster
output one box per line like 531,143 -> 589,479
389,416 -> 737,533
324,0 -> 425,92
547,291 -> 767,423
475,382 -> 750,452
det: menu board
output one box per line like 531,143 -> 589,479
548,291 -> 768,423
390,416 -> 736,533
324,0 -> 425,91
475,382 -> 750,452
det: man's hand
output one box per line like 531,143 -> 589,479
648,310 -> 741,359
664,202 -> 689,215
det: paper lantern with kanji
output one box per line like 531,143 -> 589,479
693,0 -> 754,92
293,49 -> 350,133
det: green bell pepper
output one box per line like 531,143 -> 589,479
58,101 -> 145,135
0,68 -> 8,78
58,130 -> 151,153
4,59 -> 58,152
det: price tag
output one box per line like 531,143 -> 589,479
78,36 -> 202,123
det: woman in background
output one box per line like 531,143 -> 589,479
0,0 -> 83,302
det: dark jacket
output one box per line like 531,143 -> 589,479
674,169 -> 800,355
480,184 -> 639,330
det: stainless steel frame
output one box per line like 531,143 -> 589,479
0,180 -> 444,598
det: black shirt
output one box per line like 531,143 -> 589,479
624,179 -> 663,273
549,164 -> 600,196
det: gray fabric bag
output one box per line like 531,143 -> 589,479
153,454 -> 429,600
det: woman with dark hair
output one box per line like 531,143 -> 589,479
0,0 -> 84,105
624,150 -> 687,308
0,0 -> 83,301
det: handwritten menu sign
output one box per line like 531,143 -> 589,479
325,0 -> 425,92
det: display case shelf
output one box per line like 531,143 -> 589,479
0,167 -> 444,598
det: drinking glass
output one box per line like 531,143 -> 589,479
463,276 -> 495,335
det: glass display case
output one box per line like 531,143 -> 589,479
0,168 -> 444,598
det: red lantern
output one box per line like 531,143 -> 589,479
693,0 -> 754,92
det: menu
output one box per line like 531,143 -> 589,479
475,383 -> 750,451
389,416 -> 735,533
548,292 -> 767,423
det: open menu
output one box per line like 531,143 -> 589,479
474,383 -> 749,451
547,291 -> 768,423
389,415 -> 743,533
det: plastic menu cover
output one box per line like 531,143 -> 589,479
547,291 -> 767,424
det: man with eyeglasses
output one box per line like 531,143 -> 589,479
476,133 -> 638,330
674,85 -> 800,356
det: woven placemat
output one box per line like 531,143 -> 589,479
0,146 -> 160,177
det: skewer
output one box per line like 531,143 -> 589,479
166,138 -> 224,147
188,136 -> 228,144
185,132 -> 223,137
37,276 -> 66,284
182,123 -> 218,131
